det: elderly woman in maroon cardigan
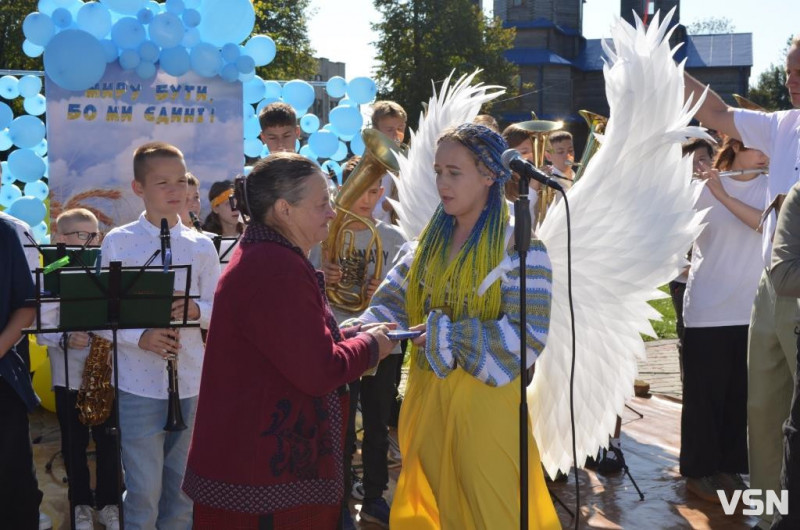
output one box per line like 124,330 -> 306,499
183,153 -> 395,529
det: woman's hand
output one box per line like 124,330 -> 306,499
365,324 -> 398,360
696,168 -> 728,202
409,323 -> 427,349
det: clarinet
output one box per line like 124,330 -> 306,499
161,218 -> 187,432
188,211 -> 203,232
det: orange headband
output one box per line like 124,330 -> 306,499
211,188 -> 234,208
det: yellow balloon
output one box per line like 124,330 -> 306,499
32,356 -> 56,413
28,334 -> 47,373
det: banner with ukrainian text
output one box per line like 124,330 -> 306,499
45,62 -> 243,231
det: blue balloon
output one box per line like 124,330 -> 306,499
136,60 -> 156,79
308,130 -> 338,159
149,12 -> 184,48
0,161 -> 12,182
238,70 -> 255,83
0,129 -> 12,152
197,0 -> 254,47
23,13 -> 56,47
23,40 -> 45,58
337,97 -> 357,108
0,103 -> 13,129
181,27 -> 200,48
243,102 -> 255,119
34,139 -> 48,157
38,0 -> 58,16
100,39 -> 119,62
7,196 -> 47,227
25,181 -> 50,201
243,165 -> 253,176
18,75 -> 43,99
329,106 -> 363,137
321,160 -> 343,182
299,144 -> 318,161
136,7 -> 154,24
330,141 -> 349,162
77,2 -> 112,38
244,138 -> 262,158
190,42 -> 222,78
235,53 -> 254,75
9,116 -> 46,149
300,114 -> 320,134
326,76 -> 347,99
243,76 -> 265,104
221,43 -> 240,63
8,149 -> 46,183
23,95 -> 47,116
243,35 -> 276,67
119,48 -> 140,69
32,221 -> 50,240
165,0 -> 185,15
51,7 -> 73,28
263,81 -> 282,100
111,17 -> 145,49
220,63 -> 239,83
243,115 -> 261,140
138,40 -> 159,62
181,8 -> 200,28
350,133 -> 365,156
101,0 -> 147,15
0,185 -> 22,208
347,77 -> 377,104
183,0 -> 200,8
282,80 -> 315,115
159,46 -> 191,76
0,76 -> 20,100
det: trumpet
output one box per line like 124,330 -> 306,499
692,168 -> 765,179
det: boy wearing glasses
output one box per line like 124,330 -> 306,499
39,208 -> 122,530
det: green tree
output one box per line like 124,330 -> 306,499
748,36 -> 794,111
685,17 -> 735,35
252,0 -> 317,81
372,0 -> 518,128
0,0 -> 42,72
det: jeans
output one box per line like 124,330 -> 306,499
54,386 -> 121,508
0,377 -> 42,530
118,390 -> 197,530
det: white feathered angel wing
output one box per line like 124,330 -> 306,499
530,9 -> 712,478
389,70 -> 506,240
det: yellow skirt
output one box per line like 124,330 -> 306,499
390,365 -> 561,530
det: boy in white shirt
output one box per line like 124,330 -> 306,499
100,142 -> 220,530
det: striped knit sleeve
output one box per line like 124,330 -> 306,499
425,241 -> 552,387
343,251 -> 412,329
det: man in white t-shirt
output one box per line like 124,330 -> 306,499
685,35 -> 800,530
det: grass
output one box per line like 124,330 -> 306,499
646,284 -> 678,341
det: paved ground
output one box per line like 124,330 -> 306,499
639,338 -> 682,399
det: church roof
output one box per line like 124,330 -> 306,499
571,33 -> 753,72
505,47 -> 573,66
503,17 -> 581,37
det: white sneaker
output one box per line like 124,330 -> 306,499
97,505 -> 120,530
38,512 -> 53,530
74,505 -> 94,530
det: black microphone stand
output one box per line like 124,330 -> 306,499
514,174 -> 532,530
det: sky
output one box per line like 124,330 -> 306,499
308,0 -> 798,82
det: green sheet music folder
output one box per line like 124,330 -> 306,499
58,269 -> 175,330
40,247 -> 101,295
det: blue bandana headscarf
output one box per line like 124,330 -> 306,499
447,123 -> 512,185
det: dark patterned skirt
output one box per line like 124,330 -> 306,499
193,503 -> 340,529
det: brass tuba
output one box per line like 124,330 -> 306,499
322,129 -> 400,313
574,110 -> 608,182
76,333 -> 114,426
515,118 -> 564,227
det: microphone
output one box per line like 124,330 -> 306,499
160,218 -> 172,272
501,149 -> 564,192
188,211 -> 203,232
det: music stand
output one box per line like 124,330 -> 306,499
27,257 -> 198,529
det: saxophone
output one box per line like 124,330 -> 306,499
76,333 -> 115,426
